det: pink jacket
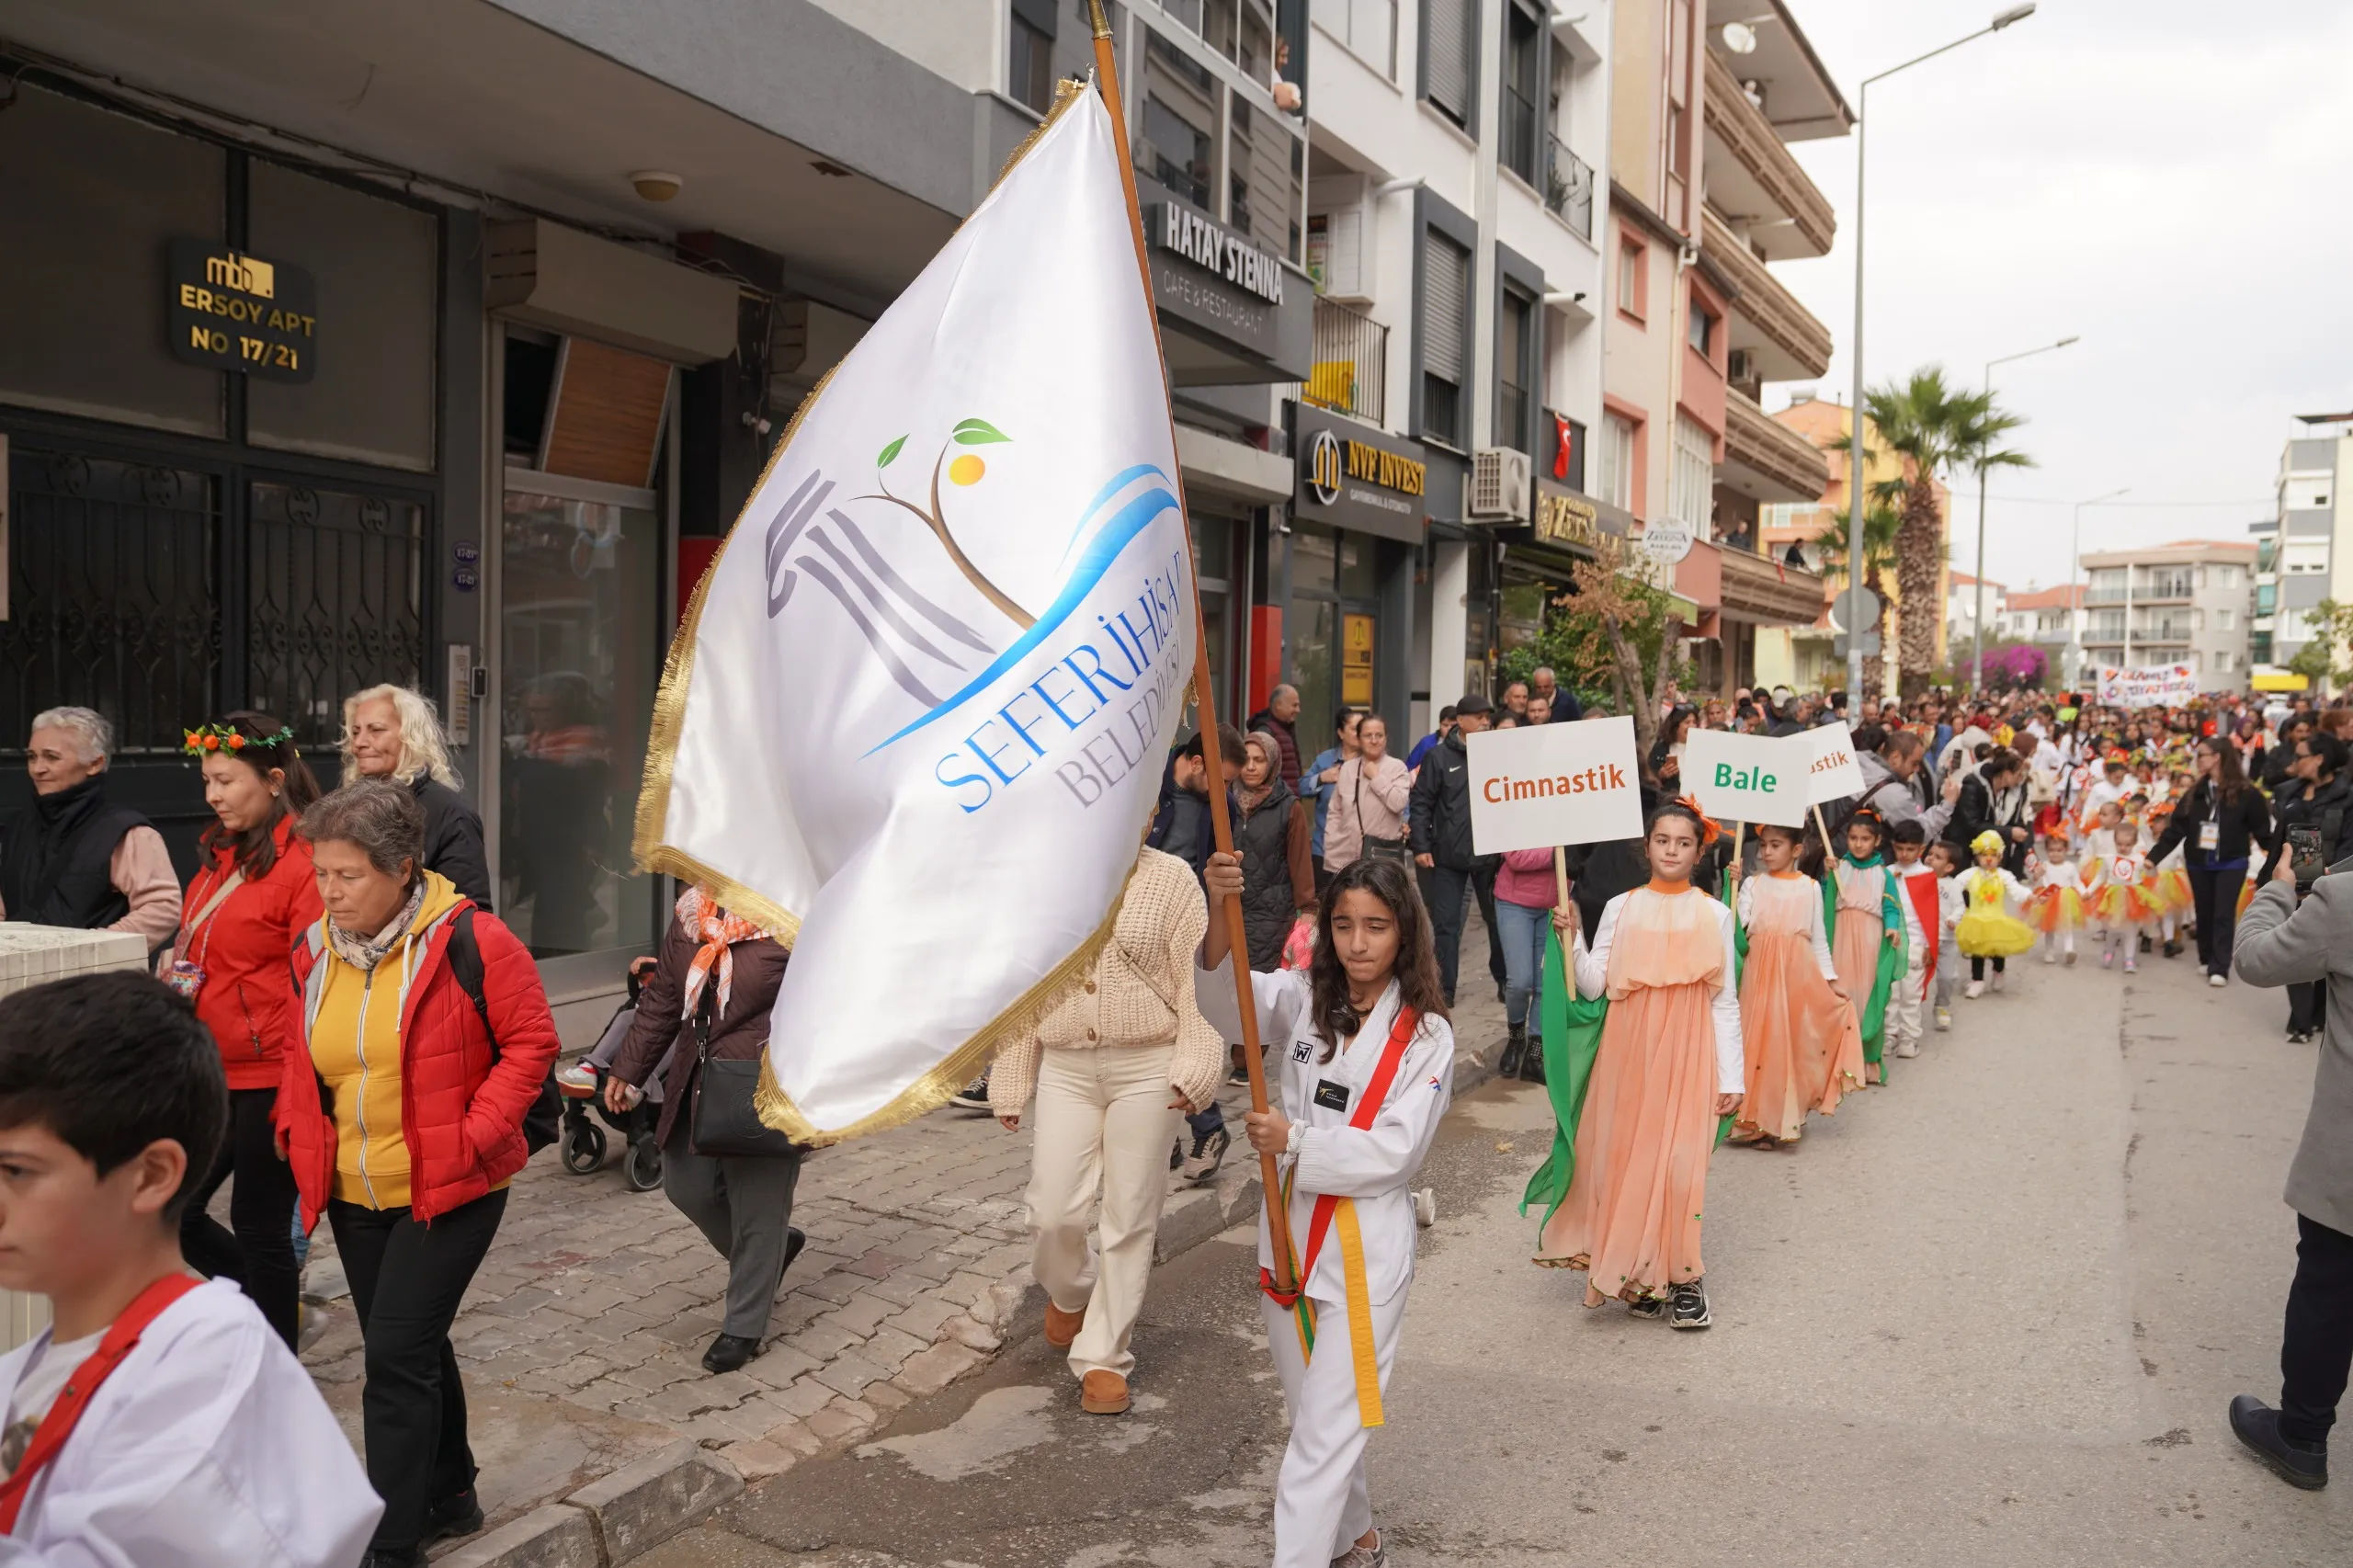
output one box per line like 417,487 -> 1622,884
1321,755 -> 1412,870
1494,847 -> 1561,910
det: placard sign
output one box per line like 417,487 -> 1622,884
1803,721 -> 1867,804
1683,729 -> 1806,827
1466,715 -> 1644,855
2095,664 -> 2198,709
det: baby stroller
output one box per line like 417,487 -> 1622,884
556,959 -> 669,1192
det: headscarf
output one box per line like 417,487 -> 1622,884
1239,731 -> 1283,812
676,885 -> 774,1023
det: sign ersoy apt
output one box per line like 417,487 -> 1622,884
1466,716 -> 1644,855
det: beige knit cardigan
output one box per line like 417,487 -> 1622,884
987,846 -> 1228,1117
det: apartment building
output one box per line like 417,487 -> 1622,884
1303,0 -> 1612,730
2250,413 -> 2353,678
1947,571 -> 2007,651
2078,541 -> 2256,690
1999,583 -> 2084,660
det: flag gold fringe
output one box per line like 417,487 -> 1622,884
635,75 -> 1138,1146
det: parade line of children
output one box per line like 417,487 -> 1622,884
1511,778 -> 2199,1337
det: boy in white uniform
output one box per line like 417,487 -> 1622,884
0,971 -> 380,1567
1885,822 -> 1935,1059
1200,852 -> 1455,1568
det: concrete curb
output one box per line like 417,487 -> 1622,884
438,1441 -> 744,1568
452,1030 -> 1506,1567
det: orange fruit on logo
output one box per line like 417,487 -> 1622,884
948,454 -> 986,486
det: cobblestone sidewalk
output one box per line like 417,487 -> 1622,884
296,913 -> 1511,1558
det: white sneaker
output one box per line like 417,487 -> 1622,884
1991,971 -> 2006,994
1331,1529 -> 1387,1567
1934,1007 -> 1952,1032
1414,1187 -> 1438,1228
1964,980 -> 1985,1000
555,1062 -> 597,1093
2041,950 -> 2055,966
2209,973 -> 2228,988
1893,1039 -> 1919,1059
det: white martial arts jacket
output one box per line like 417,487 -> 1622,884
0,1279 -> 381,1568
1197,962 -> 1455,1307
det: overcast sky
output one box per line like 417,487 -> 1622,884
1762,0 -> 2353,594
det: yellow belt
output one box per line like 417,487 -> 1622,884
1277,1176 -> 1385,1428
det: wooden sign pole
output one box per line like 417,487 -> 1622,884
1088,3 -> 1295,1290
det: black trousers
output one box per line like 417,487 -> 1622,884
2279,1213 -> 2353,1448
1970,955 -> 2007,981
1426,863 -> 1472,1004
333,1188 -> 508,1552
179,1085 -> 300,1348
1473,861 -> 1506,993
2289,979 -> 2329,1037
2186,863 -> 2247,980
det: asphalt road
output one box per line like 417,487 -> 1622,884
641,946 -> 2347,1567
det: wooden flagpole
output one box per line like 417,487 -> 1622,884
1087,1 -> 1295,1290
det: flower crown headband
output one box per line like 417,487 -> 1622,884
182,721 -> 295,757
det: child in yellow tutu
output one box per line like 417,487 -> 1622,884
2028,828 -> 2086,966
1956,829 -> 2036,998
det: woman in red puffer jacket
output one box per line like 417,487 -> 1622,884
168,711 -> 322,1349
276,778 -> 557,1566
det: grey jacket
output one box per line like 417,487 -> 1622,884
2234,875 -> 2353,1234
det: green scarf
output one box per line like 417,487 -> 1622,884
1520,899 -> 1733,1236
1822,854 -> 1908,1077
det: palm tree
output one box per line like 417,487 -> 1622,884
1813,502 -> 1901,697
1842,369 -> 2034,696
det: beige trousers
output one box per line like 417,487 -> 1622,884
1024,1041 -> 1179,1380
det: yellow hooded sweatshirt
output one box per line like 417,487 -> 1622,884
306,870 -> 468,1210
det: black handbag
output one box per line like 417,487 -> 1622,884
1354,766 -> 1412,863
688,987 -> 800,1159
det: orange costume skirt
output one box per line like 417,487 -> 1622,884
1737,875 -> 1863,1142
1537,889 -> 1724,1305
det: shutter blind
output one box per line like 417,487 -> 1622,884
1425,0 -> 1471,122
1421,233 -> 1468,384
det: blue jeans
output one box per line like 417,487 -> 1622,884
1495,899 -> 1550,1035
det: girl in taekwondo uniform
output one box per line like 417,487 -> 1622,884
1199,851 -> 1455,1568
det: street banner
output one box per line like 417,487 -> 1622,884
2096,664 -> 2198,709
635,87 -> 1192,1143
1803,721 -> 1867,805
1684,729 -> 1807,827
1466,716 -> 1644,855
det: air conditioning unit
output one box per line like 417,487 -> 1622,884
1727,348 -> 1758,382
1468,448 -> 1532,521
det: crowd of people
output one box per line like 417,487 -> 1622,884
0,670 -> 2346,1564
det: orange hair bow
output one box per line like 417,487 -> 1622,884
1671,795 -> 1725,846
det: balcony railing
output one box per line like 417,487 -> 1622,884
2137,618 -> 2197,642
1544,135 -> 1595,241
2134,575 -> 2196,602
1291,296 -> 1389,426
2086,587 -> 2131,605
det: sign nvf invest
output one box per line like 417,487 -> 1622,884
1683,729 -> 1806,827
1465,715 -> 1644,856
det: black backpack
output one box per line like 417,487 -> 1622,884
444,907 -> 563,1155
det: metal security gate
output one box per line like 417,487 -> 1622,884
0,444 -> 222,752
246,478 -> 426,749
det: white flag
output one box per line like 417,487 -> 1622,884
635,86 -> 1194,1144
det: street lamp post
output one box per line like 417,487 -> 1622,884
1845,3 -> 2038,704
1972,335 -> 2079,690
2070,485 -> 2131,686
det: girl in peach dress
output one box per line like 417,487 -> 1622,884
1533,801 -> 1743,1329
1728,823 -> 1861,1147
1827,809 -> 1907,1085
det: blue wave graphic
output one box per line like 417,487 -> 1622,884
863,468 -> 1177,756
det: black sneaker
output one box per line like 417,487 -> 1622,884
2230,1395 -> 2328,1489
1226,1062 -> 1250,1087
948,1075 -> 992,1113
424,1489 -> 485,1545
1626,1295 -> 1666,1322
1170,1136 -> 1185,1171
1669,1280 -> 1711,1330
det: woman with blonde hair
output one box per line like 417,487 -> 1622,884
341,684 -> 491,907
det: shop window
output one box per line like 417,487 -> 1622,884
0,84 -> 225,437
1422,0 -> 1475,129
1419,231 -> 1470,449
500,482 -> 662,959
246,160 -> 438,472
